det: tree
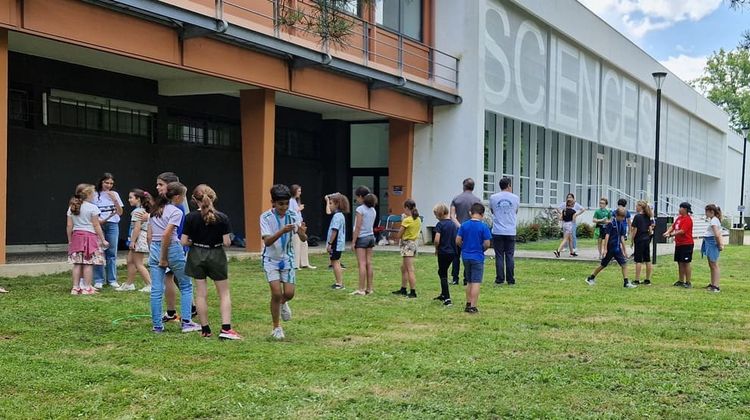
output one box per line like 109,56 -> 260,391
730,0 -> 750,48
692,48 -> 750,130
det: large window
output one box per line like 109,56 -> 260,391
375,0 -> 422,40
167,118 -> 239,148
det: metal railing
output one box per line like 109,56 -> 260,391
203,0 -> 459,90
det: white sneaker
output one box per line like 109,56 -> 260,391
139,286 -> 152,293
624,282 -> 637,289
585,277 -> 596,286
280,302 -> 292,321
271,327 -> 285,340
116,284 -> 135,291
109,282 -> 121,288
93,283 -> 103,290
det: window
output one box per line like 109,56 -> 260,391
375,0 -> 422,40
503,118 -> 514,176
332,0 -> 359,15
535,127 -> 545,204
276,127 -> 320,159
167,117 -> 238,147
484,112 -> 497,199
519,123 -> 531,203
9,89 -> 30,124
549,132 -> 559,205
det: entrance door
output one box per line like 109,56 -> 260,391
350,170 -> 388,239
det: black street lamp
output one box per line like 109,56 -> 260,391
652,71 -> 667,264
740,126 -> 749,228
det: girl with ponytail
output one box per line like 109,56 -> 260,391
117,189 -> 153,292
393,199 -> 422,298
180,184 -> 240,339
66,184 -> 108,295
702,204 -> 724,292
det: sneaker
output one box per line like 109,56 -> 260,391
465,306 -> 479,314
707,285 -> 721,293
570,252 -> 579,257
451,280 -> 459,285
494,282 -> 505,287
624,281 -> 637,289
181,321 -> 201,333
302,265 -> 317,270
682,282 -> 693,289
70,287 -> 81,295
632,280 -> 641,285
271,326 -> 285,340
219,329 -> 243,340
280,302 -> 292,321
93,283 -> 103,290
673,280 -> 685,287
331,284 -> 345,290
443,299 -> 453,307
433,295 -> 446,301
152,326 -> 164,333
585,277 -> 596,286
554,250 -> 561,258
365,289 -> 374,295
109,282 -> 121,288
201,331 -> 213,338
139,286 -> 152,293
391,288 -> 407,296
350,290 -> 366,296
162,313 -> 180,323
116,283 -> 136,291
81,287 -> 98,295
407,291 -> 417,298
643,279 -> 652,285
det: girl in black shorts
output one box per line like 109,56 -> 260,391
180,184 -> 240,340
630,200 -> 654,285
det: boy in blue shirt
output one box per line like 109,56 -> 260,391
456,203 -> 492,313
586,208 -> 636,288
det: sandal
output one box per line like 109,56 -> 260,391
554,251 -> 561,258
350,290 -> 366,296
365,289 -> 374,295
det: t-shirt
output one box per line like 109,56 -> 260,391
355,205 -> 376,237
67,201 -> 101,234
260,209 -> 301,263
704,216 -> 721,238
558,201 -> 584,212
289,198 -> 303,221
434,219 -> 458,255
327,212 -> 346,252
128,207 -> 149,240
604,219 -> 625,252
401,215 -> 422,241
182,210 -> 232,246
562,208 -> 576,222
672,215 -> 694,246
458,219 -> 491,262
489,191 -> 519,235
631,213 -> 653,242
593,208 -> 611,227
150,204 -> 183,242
93,190 -> 124,224
451,191 -> 481,224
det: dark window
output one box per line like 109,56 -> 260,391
46,94 -> 153,139
275,127 -> 320,160
9,89 -> 30,124
167,117 -> 238,148
376,0 -> 422,41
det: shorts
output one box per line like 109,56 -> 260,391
400,240 -> 418,257
132,233 -> 149,253
263,258 -> 296,284
463,259 -> 484,283
601,249 -> 627,267
562,221 -> 575,235
674,244 -> 694,263
701,237 -> 720,262
633,238 -> 651,263
185,247 -> 228,280
594,225 -> 605,239
329,250 -> 342,261
354,235 -> 376,249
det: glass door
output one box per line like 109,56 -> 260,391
350,171 -> 388,240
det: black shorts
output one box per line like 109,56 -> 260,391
674,244 -> 694,263
185,247 -> 228,280
354,235 -> 376,249
601,249 -> 627,267
329,250 -> 342,261
633,238 -> 651,263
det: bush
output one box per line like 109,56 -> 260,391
576,223 -> 594,239
534,208 -> 562,239
516,223 -> 541,243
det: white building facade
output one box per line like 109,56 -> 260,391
414,0 -> 747,227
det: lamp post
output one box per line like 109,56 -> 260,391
651,71 -> 667,264
740,126 -> 749,228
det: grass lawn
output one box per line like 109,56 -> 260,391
1,247 -> 750,418
516,237 -> 599,251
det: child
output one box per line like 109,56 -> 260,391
147,182 -> 199,333
290,184 -> 315,269
585,208 -> 636,288
392,199 -> 421,298
92,173 -> 124,289
630,200 -> 654,285
326,193 -> 350,291
67,184 -> 109,295
456,203 -> 491,313
260,184 -> 308,340
352,186 -> 378,295
433,202 -> 457,307
592,198 -> 612,259
617,198 -> 632,240
554,198 -> 584,258
664,202 -> 694,288
118,189 -> 153,292
701,204 -> 723,293
181,184 -> 241,339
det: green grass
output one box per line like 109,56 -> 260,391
516,237 -> 598,251
1,248 -> 750,418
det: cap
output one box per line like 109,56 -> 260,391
679,202 -> 693,214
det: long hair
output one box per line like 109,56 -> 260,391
290,184 -> 302,204
330,193 -> 350,213
69,184 -> 95,215
404,199 -> 419,219
157,172 -> 179,184
96,172 -> 114,198
130,188 -> 153,213
152,182 -> 186,218
354,185 -> 371,199
637,200 -> 653,219
705,204 -> 722,220
192,184 -> 219,224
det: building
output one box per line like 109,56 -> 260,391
414,0 -> 747,228
0,0 -> 461,262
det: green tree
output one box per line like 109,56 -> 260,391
692,48 -> 750,130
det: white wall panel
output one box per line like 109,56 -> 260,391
665,103 -> 689,168
689,119 -> 708,174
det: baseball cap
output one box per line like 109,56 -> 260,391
679,202 -> 693,214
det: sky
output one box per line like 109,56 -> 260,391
577,0 -> 750,83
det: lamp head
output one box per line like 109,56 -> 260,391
743,125 -> 749,138
652,71 -> 667,90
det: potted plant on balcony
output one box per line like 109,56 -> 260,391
277,0 -> 369,49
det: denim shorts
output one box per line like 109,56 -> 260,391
701,237 -> 720,262
462,259 -> 484,283
354,235 -> 376,249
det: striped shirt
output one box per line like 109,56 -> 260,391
260,209 -> 301,266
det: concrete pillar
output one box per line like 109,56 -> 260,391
0,29 -> 7,264
240,89 -> 275,252
387,118 -> 414,214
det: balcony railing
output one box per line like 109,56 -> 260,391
160,0 -> 459,93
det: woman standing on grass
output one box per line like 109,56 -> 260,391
290,184 -> 315,270
630,200 -> 654,285
351,186 -> 378,296
92,173 -> 124,289
67,184 -> 109,295
701,204 -> 724,293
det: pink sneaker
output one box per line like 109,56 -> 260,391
219,329 -> 243,340
70,287 -> 81,295
81,287 -> 98,295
